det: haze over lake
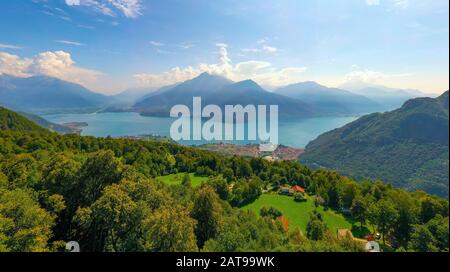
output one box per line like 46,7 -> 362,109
44,112 -> 358,148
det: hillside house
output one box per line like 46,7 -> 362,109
291,185 -> 305,194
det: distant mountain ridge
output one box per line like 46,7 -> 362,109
0,74 -> 114,114
275,81 -> 381,114
339,81 -> 431,110
300,91 -> 449,197
133,73 -> 317,118
133,73 -> 232,115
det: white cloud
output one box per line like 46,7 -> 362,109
257,38 -> 268,44
0,43 -> 22,50
345,69 -> 386,82
242,48 -> 261,53
392,0 -> 409,9
65,0 -> 80,4
344,68 -> 413,84
365,0 -> 447,11
241,45 -> 278,54
155,48 -> 173,54
0,52 -> 32,77
134,44 -> 307,88
365,0 -> 380,6
59,15 -> 72,21
263,46 -> 278,53
64,0 -> 142,18
365,0 -> 410,8
179,42 -> 195,49
215,43 -> 228,48
149,41 -> 164,46
0,50 -> 102,90
55,40 -> 86,46
234,61 -> 272,76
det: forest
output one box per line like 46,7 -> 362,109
0,110 -> 448,252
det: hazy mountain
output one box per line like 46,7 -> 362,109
135,83 -> 181,103
112,87 -> 158,106
133,73 -> 317,118
276,81 -> 381,114
339,81 -> 431,110
133,73 -> 233,116
300,91 -> 449,197
0,74 -> 113,113
204,79 -> 316,118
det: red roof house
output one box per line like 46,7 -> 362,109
291,185 -> 305,193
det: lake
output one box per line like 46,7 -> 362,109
44,112 -> 358,148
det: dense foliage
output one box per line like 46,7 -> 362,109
0,107 -> 448,252
0,107 -> 48,133
300,91 -> 449,198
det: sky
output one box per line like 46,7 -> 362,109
0,0 -> 448,94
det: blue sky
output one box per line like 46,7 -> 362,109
0,0 -> 448,94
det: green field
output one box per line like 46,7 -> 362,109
242,194 -> 353,233
156,173 -> 209,187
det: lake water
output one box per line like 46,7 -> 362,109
44,112 -> 358,148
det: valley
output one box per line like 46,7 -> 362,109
0,0 -> 448,256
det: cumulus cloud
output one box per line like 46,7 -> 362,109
134,44 -> 307,88
64,0 -> 142,18
0,50 -> 102,89
344,68 -> 413,84
0,52 -> 32,77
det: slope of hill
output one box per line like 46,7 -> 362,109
0,106 -> 48,133
0,74 -> 112,113
18,112 -> 80,134
275,81 -> 381,114
0,104 -> 448,252
133,73 -> 317,118
300,91 -> 449,197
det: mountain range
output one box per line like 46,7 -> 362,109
0,74 -> 113,114
132,73 -> 318,118
0,73 -> 431,118
339,81 -> 431,110
299,91 -> 449,198
275,81 -> 382,114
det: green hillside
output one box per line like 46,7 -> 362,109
0,106 -> 448,252
18,112 -> 80,134
157,172 -> 209,187
300,91 -> 449,197
0,106 -> 48,133
242,194 -> 352,233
